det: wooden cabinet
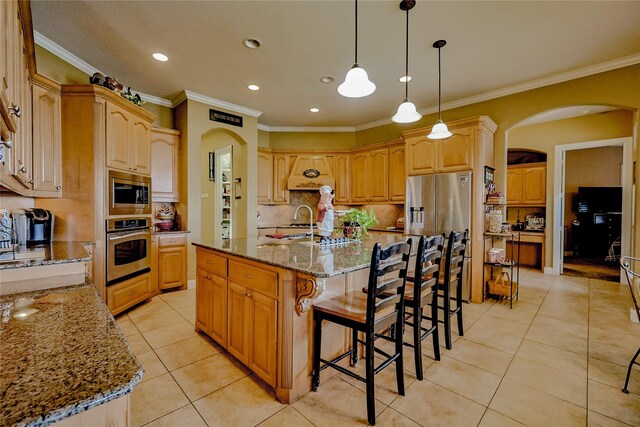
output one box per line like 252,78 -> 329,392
257,149 -> 273,204
107,272 -> 151,316
506,163 -> 546,206
272,153 -> 289,203
334,154 -> 350,203
31,77 -> 62,195
106,102 -> 151,175
350,148 -> 389,203
388,145 -> 405,201
227,281 -> 251,364
158,238 -> 187,291
196,268 -> 228,347
151,127 -> 180,202
405,126 -> 474,175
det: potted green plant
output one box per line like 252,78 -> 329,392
338,208 -> 378,241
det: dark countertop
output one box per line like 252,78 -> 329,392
0,280 -> 143,427
257,224 -> 317,230
152,229 -> 191,235
193,235 -> 413,278
0,242 -> 92,271
369,226 -> 405,234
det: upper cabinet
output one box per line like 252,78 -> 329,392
350,148 -> 389,203
333,154 -> 350,204
403,117 -> 496,176
151,127 -> 180,202
388,144 -> 405,202
257,149 -> 273,204
106,103 -> 151,175
507,163 -> 546,206
272,153 -> 289,203
31,76 -> 62,195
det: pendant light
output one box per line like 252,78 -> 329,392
392,0 -> 421,123
338,0 -> 376,98
427,40 -> 453,139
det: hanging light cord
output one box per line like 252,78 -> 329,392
404,8 -> 409,99
437,45 -> 442,120
354,0 -> 358,64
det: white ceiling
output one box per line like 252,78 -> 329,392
31,1 -> 640,128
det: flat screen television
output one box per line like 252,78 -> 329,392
577,186 -> 622,213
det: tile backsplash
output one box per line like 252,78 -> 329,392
258,191 -> 403,227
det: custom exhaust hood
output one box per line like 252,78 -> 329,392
287,155 -> 336,190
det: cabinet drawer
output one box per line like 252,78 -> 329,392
229,260 -> 277,298
107,273 -> 150,315
197,248 -> 228,277
158,234 -> 186,248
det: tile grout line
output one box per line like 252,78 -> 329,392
476,275 -> 553,426
586,277 -> 592,425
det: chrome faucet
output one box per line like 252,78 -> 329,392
293,205 -> 314,239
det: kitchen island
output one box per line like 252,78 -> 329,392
192,235 -> 410,403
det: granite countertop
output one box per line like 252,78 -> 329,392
257,224 -> 317,230
152,229 -> 191,235
370,226 -> 405,234
193,235 -> 413,278
0,242 -> 92,270
0,280 -> 143,427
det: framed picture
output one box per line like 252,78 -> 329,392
484,166 -> 495,185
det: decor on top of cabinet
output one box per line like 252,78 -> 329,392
89,73 -> 145,106
486,190 -> 505,205
156,203 -> 174,231
338,208 -> 378,241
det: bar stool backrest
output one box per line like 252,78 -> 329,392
366,240 -> 412,330
413,234 -> 445,307
621,256 -> 640,321
443,230 -> 468,290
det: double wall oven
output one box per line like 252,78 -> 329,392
106,217 -> 151,285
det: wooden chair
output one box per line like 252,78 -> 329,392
312,240 -> 412,426
620,256 -> 640,394
434,230 -> 468,350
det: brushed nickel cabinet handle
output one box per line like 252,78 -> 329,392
9,104 -> 20,118
206,260 -> 214,264
56,186 -> 61,190
245,274 -> 253,279
0,138 -> 12,148
128,290 -> 136,295
19,166 -> 26,173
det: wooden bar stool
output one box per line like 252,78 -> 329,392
311,240 -> 412,426
434,230 -> 468,350
620,256 -> 640,394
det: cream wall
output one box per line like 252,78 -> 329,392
176,99 -> 258,281
267,132 -> 356,150
508,109 -> 633,267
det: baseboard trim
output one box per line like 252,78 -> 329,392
544,266 -> 558,275
187,279 -> 196,289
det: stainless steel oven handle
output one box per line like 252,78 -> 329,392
108,231 -> 150,241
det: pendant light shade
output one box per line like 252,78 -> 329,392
339,0 -> 376,98
392,0 -> 421,124
338,65 -> 376,98
427,39 -> 452,139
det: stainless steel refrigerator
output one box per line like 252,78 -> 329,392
405,171 -> 472,301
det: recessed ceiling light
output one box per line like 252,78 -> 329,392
243,38 -> 261,49
310,107 -> 320,113
152,52 -> 168,62
320,76 -> 334,84
398,75 -> 412,83
248,84 -> 260,91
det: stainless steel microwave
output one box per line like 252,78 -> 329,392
108,171 -> 151,216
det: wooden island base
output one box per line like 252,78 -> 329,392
194,246 -> 369,403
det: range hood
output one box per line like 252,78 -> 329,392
287,155 -> 336,190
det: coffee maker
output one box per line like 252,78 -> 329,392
12,208 -> 55,245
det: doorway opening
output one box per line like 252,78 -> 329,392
553,137 -> 632,284
562,146 -> 622,282
216,147 -> 233,240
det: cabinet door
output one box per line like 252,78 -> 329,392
506,169 -> 523,205
369,148 -> 389,201
227,282 -> 250,364
196,268 -> 214,333
106,103 -> 131,171
522,167 -> 546,205
257,151 -> 273,204
11,19 -> 31,189
130,119 -> 151,175
334,154 -> 350,203
32,84 -> 62,193
107,273 -> 151,316
406,137 -> 438,175
249,292 -> 277,387
388,146 -> 405,202
158,246 -> 186,290
210,274 -> 228,348
272,154 -> 289,203
439,127 -> 473,172
350,152 -> 369,203
151,130 -> 179,202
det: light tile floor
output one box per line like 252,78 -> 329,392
116,269 -> 640,426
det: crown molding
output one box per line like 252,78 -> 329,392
174,90 -> 262,118
355,53 -> 640,131
257,125 -> 355,133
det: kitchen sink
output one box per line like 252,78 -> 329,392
0,249 -> 46,263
